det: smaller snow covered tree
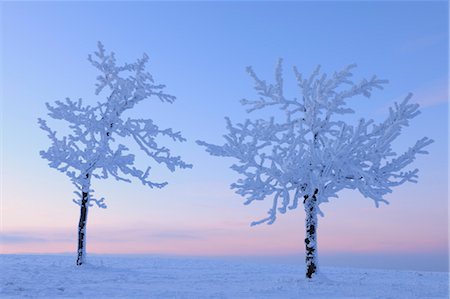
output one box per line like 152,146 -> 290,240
39,43 -> 191,265
197,60 -> 433,279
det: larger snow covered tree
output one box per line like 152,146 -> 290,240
197,60 -> 433,279
39,43 -> 191,266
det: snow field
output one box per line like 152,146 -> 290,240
1,254 -> 448,299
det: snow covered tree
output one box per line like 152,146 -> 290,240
197,60 -> 433,279
39,43 -> 192,266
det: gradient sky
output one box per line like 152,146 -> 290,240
1,1 -> 448,271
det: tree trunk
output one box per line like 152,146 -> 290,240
76,175 -> 90,266
304,189 -> 319,279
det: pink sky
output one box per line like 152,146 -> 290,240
1,1 -> 448,274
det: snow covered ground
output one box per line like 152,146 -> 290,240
0,254 -> 448,298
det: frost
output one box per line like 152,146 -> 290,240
40,42 -> 191,205
197,59 -> 433,277
39,42 -> 191,264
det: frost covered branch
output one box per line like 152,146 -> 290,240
39,42 -> 191,207
198,60 -> 433,226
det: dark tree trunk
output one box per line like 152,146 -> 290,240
76,190 -> 89,266
304,189 -> 319,279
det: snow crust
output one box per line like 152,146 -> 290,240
1,254 -> 448,298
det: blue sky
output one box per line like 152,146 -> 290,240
1,1 -> 448,271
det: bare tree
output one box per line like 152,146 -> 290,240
197,60 -> 433,278
39,43 -> 191,265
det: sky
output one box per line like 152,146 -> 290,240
1,1 -> 448,272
